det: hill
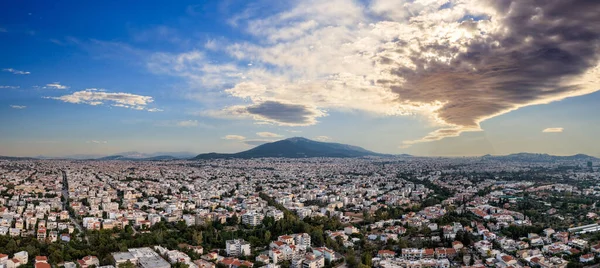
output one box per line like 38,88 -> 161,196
193,137 -> 391,159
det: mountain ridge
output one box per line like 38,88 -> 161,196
481,152 -> 598,162
193,137 -> 392,159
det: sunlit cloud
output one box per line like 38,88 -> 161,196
222,135 -> 246,140
47,89 -> 160,111
0,86 -> 19,89
256,132 -> 283,138
542,127 -> 564,133
149,0 -> 600,146
10,105 -> 27,109
314,136 -> 332,142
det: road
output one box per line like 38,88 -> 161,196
61,170 -> 86,239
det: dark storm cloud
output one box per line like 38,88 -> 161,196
243,101 -> 324,125
387,0 -> 600,129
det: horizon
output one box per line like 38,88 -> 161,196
2,0 -> 600,157
4,135 -> 600,159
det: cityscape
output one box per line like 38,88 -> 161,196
2,0 -> 600,268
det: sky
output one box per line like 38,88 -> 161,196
1,0 -> 599,157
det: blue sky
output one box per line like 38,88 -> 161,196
1,0 -> 599,157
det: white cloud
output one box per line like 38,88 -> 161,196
10,105 -> 26,109
0,86 -> 19,89
314,136 -> 331,142
542,127 -> 564,133
86,140 -> 107,144
222,135 -> 246,140
3,68 -> 30,75
256,132 -> 283,138
47,89 -> 160,111
176,120 -> 199,127
149,0 -> 600,146
46,82 -> 69,89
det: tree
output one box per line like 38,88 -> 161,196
118,261 -> 136,268
362,252 -> 373,267
172,262 -> 190,268
193,231 -> 203,246
346,249 -> 358,268
264,230 -> 272,243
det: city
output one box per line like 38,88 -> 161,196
2,0 -> 600,268
1,155 -> 599,268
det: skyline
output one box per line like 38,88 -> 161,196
1,0 -> 600,157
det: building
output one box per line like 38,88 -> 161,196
242,211 -> 263,227
226,239 -> 252,257
128,248 -> 170,268
112,252 -> 138,266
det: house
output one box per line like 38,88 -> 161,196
13,252 -> 27,265
452,241 -> 464,250
6,259 -> 21,268
377,250 -> 396,259
255,255 -> 270,264
34,263 -> 51,268
78,256 -> 100,268
0,254 -> 9,264
580,254 -> 594,263
193,259 -> 216,268
35,257 -> 48,264
312,247 -> 338,262
301,253 -> 325,268
219,257 -> 253,268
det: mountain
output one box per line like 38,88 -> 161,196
108,151 -> 196,159
193,137 -> 392,159
94,152 -> 192,161
481,153 -> 598,162
0,156 -> 35,160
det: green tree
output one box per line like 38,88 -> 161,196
118,260 -> 136,268
172,262 -> 190,268
193,231 -> 203,246
362,252 -> 373,267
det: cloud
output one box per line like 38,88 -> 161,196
256,132 -> 283,138
314,136 -> 331,142
86,140 -> 107,144
222,101 -> 326,126
0,86 -> 19,89
542,127 -> 564,133
176,120 -> 200,127
223,135 -> 246,140
47,89 -> 159,111
10,105 -> 26,109
46,82 -> 69,89
3,68 -> 30,75
150,0 -> 600,145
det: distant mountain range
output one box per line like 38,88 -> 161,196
193,137 -> 392,159
32,151 -> 196,161
481,153 -> 598,162
2,141 -> 597,161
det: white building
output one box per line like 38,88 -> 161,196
226,239 -> 251,257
